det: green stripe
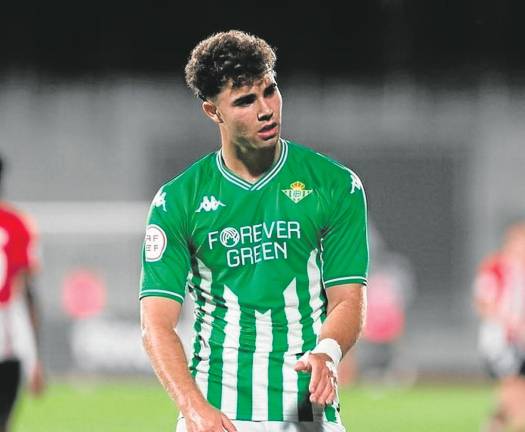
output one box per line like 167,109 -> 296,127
296,254 -> 319,421
296,354 -> 313,421
318,307 -> 338,422
324,405 -> 338,422
236,307 -> 256,419
206,284 -> 227,409
268,307 -> 286,420
189,263 -> 204,378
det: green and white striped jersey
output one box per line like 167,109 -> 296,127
140,139 -> 368,423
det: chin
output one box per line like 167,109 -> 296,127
258,135 -> 280,148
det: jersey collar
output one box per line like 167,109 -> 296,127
215,139 -> 289,191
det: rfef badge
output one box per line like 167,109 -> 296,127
282,181 -> 313,204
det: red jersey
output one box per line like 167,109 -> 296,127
475,253 -> 525,342
363,272 -> 405,343
0,203 -> 36,305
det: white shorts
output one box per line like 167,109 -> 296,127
175,418 -> 345,431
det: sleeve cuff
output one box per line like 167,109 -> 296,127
323,276 -> 368,288
139,289 -> 185,304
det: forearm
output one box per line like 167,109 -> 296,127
23,273 -> 40,347
142,323 -> 205,412
319,285 -> 366,356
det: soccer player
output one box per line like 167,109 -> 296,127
474,222 -> 525,432
140,30 -> 368,432
0,156 -> 45,432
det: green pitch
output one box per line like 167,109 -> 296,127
13,380 -> 493,431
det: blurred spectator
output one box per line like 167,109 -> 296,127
0,156 -> 45,431
474,222 -> 525,432
339,223 -> 416,385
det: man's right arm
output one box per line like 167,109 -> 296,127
140,296 -> 237,432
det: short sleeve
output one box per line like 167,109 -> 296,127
473,256 -> 503,305
139,187 -> 191,304
11,214 -> 36,273
321,170 -> 369,288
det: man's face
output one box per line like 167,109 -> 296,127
211,73 -> 282,151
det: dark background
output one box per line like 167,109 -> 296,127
2,0 -> 524,81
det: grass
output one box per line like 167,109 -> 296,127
13,379 -> 494,431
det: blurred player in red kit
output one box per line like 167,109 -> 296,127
0,156 -> 44,432
338,224 -> 415,386
474,222 -> 525,432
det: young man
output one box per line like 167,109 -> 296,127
0,156 -> 45,432
140,30 -> 368,432
474,222 -> 525,432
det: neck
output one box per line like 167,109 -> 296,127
222,139 -> 281,183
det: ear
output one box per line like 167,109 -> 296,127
202,101 -> 223,124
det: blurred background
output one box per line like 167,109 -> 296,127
1,0 -> 525,430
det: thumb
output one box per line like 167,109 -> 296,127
294,351 -> 311,372
221,413 -> 238,432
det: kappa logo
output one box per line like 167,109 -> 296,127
195,195 -> 226,213
350,172 -> 363,194
282,181 -> 313,204
153,189 -> 167,212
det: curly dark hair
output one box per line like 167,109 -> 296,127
185,30 -> 277,101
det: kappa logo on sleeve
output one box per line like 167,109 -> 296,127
144,224 -> 167,262
195,195 -> 226,213
350,172 -> 363,194
153,189 -> 167,212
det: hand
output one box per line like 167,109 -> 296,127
29,361 -> 45,396
294,352 -> 337,406
182,396 -> 237,432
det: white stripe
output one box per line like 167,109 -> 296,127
216,152 -> 251,190
220,285 -> 241,416
252,140 -> 288,190
307,250 -> 324,338
193,260 -> 215,399
140,289 -> 185,302
307,250 -> 343,424
252,309 -> 272,420
324,276 -> 367,285
283,278 -> 301,415
0,296 -> 37,377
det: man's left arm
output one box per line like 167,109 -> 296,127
294,283 -> 366,405
295,167 -> 369,406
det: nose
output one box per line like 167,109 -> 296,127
257,100 -> 273,122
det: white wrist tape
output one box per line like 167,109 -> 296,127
311,338 -> 342,367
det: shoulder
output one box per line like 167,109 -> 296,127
160,151 -> 217,194
0,202 -> 37,236
146,151 -> 217,219
478,253 -> 505,276
286,139 -> 364,189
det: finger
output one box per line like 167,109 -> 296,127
221,413 -> 238,432
310,375 -> 330,402
294,360 -> 310,372
318,377 -> 336,405
309,363 -> 322,393
327,387 -> 336,405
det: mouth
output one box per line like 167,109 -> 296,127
257,122 -> 279,140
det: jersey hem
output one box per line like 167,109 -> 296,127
139,289 -> 184,303
178,412 -> 342,424
324,276 -> 367,288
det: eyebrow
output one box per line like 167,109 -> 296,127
232,93 -> 256,106
232,82 -> 278,106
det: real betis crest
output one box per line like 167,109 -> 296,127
282,181 -> 313,204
